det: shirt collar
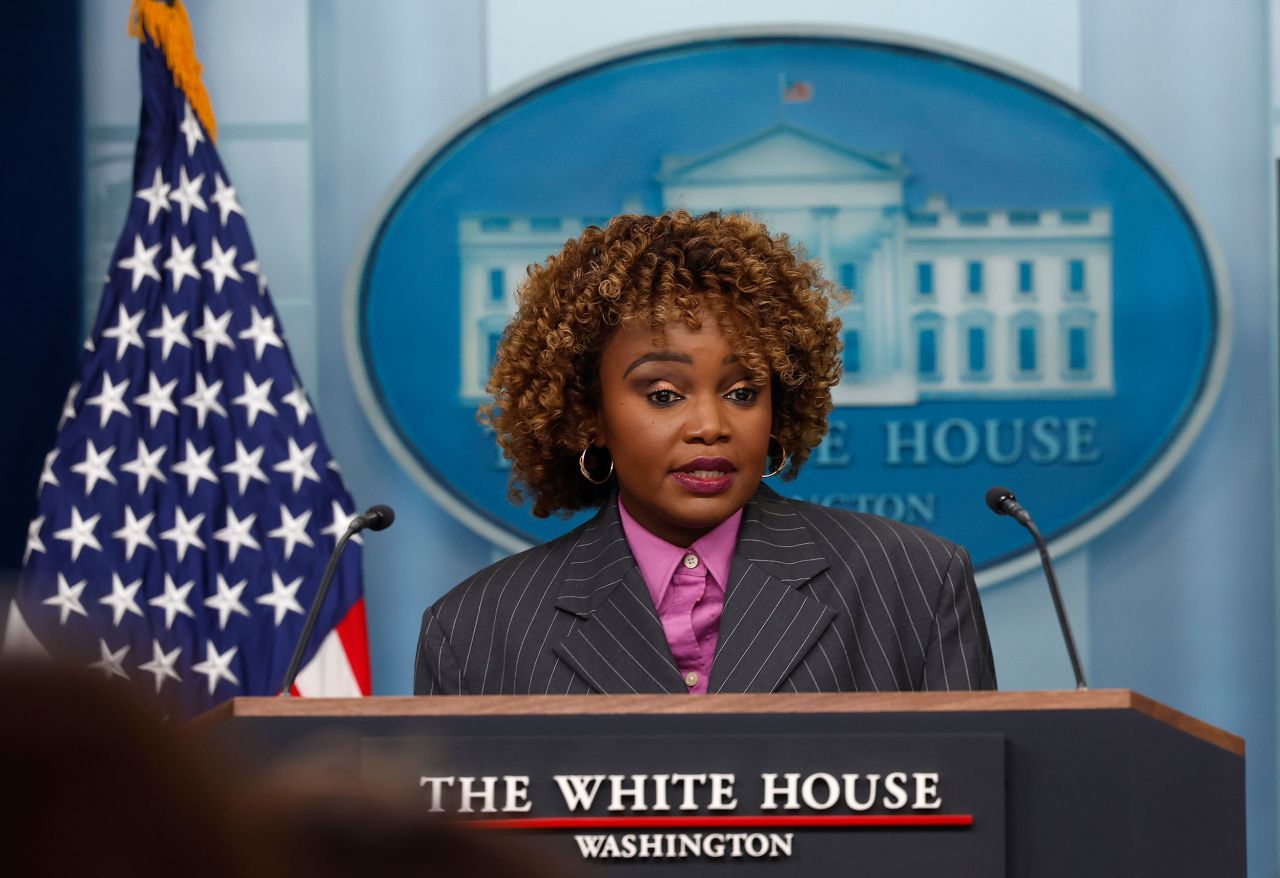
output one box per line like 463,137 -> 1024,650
618,495 -> 744,608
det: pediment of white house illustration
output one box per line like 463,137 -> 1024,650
658,123 -> 906,185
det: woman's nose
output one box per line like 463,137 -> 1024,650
683,393 -> 730,444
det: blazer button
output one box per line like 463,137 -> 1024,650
682,554 -> 699,569
684,671 -> 699,688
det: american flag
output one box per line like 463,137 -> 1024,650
781,77 -> 814,104
6,16 -> 370,716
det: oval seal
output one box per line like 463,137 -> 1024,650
346,27 -> 1229,583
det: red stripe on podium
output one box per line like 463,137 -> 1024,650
464,814 -> 973,830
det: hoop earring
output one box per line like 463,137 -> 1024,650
763,435 -> 790,479
578,446 -> 614,485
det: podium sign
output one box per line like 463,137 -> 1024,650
368,731 -> 1004,874
200,691 -> 1243,876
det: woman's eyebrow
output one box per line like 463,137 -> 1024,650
622,351 -> 692,377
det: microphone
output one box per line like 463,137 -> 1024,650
984,486 -> 1087,689
351,504 -> 395,532
278,504 -> 396,696
984,486 -> 1030,525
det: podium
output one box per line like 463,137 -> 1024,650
199,690 -> 1244,876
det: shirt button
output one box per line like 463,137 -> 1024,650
682,554 -> 699,569
684,671 -> 700,688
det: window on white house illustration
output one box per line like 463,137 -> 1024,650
917,328 -> 939,379
914,312 -> 944,381
840,262 -> 858,295
488,268 -> 505,303
1018,260 -> 1035,294
958,310 -> 994,381
1018,326 -> 1037,372
1067,258 -> 1087,295
1060,309 -> 1096,379
916,262 -> 934,296
1010,311 -> 1041,377
843,329 -> 862,376
967,261 -> 983,295
488,330 -> 503,368
1068,328 -> 1088,371
967,326 -> 986,373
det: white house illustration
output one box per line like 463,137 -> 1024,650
458,123 -> 1113,406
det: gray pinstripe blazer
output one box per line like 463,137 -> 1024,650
414,485 -> 996,695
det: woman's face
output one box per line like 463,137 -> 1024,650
594,316 -> 773,547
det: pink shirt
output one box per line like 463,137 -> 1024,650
618,497 -> 743,694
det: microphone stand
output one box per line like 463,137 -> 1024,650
278,524 -> 357,697
1018,516 -> 1088,690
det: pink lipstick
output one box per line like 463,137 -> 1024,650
671,457 -> 736,495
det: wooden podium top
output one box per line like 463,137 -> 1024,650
198,688 -> 1243,756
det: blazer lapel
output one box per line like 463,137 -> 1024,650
552,500 -> 685,694
710,486 -> 835,693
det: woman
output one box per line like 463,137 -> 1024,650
415,211 -> 996,695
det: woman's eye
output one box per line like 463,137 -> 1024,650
647,389 -> 682,407
726,386 -> 758,403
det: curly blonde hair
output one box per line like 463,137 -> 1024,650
481,210 -> 846,518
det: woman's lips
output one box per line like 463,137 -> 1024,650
671,471 -> 735,494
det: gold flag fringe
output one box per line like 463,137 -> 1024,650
128,0 -> 218,142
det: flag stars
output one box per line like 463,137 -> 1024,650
58,382 -> 79,430
43,574 -> 88,625
111,507 -> 157,561
213,508 -> 260,563
147,304 -> 192,361
38,449 -> 60,495
134,372 -> 179,427
232,373 -> 277,427
159,507 -> 206,562
85,373 -> 131,428
138,640 -> 182,693
210,174 -> 244,225
163,236 -> 201,290
169,166 -> 207,225
99,573 -> 144,626
321,501 -> 363,545
24,515 -> 46,564
171,440 -> 219,495
117,234 -> 162,291
240,258 -> 267,295
102,305 -> 145,360
53,507 -> 102,561
202,238 -> 242,293
194,305 -> 235,362
204,575 -> 251,630
221,440 -> 269,495
257,572 -> 305,627
70,439 -> 118,495
192,642 -> 239,695
89,639 -> 131,681
179,101 -> 206,157
274,438 -> 320,493
181,373 -> 227,428
149,574 -> 196,630
282,382 -> 312,425
238,307 -> 283,360
135,166 -> 171,224
120,438 -> 167,493
267,505 -> 314,561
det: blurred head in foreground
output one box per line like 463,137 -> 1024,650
0,660 -> 568,877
